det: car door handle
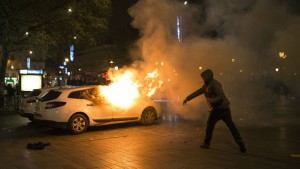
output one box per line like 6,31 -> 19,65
86,103 -> 94,106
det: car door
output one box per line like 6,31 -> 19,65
111,101 -> 140,122
70,88 -> 113,123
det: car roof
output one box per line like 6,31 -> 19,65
41,85 -> 69,91
52,85 -> 100,92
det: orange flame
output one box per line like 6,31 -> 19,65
99,68 -> 163,109
144,69 -> 163,97
100,70 -> 140,108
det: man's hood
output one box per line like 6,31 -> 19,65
201,69 -> 213,82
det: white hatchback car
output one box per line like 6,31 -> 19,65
19,86 -> 70,121
34,85 -> 161,134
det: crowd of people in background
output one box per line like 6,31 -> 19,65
0,83 -> 20,111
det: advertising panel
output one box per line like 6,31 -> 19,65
19,69 -> 43,92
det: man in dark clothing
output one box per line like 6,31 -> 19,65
6,84 -> 16,97
5,84 -> 16,109
183,69 -> 246,153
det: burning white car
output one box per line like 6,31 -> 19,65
34,85 -> 161,134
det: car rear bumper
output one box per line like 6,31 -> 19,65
19,110 -> 34,119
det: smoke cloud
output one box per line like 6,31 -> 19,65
126,0 -> 300,124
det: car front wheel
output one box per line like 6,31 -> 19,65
67,114 -> 89,134
141,107 -> 157,125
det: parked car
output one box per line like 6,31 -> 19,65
19,86 -> 70,121
34,85 -> 161,134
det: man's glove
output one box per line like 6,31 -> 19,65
183,98 -> 188,105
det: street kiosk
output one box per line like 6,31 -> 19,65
19,69 -> 43,92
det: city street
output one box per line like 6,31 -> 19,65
0,103 -> 300,169
1,1 -> 300,168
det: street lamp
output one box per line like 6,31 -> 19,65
279,52 -> 287,59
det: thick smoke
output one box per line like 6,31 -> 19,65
127,0 -> 300,124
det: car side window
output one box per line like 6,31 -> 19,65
80,88 -> 102,104
40,90 -> 61,102
80,88 -> 95,101
68,88 -> 100,102
68,91 -> 83,99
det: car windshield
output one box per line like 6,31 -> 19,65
26,89 -> 41,98
40,90 -> 62,102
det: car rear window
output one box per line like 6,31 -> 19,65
40,90 -> 62,102
27,89 -> 41,97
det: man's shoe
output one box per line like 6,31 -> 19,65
237,140 -> 246,153
200,143 -> 210,149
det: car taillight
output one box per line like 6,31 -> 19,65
45,102 -> 66,109
27,97 -> 37,103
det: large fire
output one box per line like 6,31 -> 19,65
99,68 -> 162,109
144,69 -> 163,97
100,70 -> 140,108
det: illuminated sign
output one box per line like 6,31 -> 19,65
27,57 -> 31,69
70,44 -> 75,61
20,75 -> 42,91
177,16 -> 182,42
19,69 -> 43,75
19,69 -> 43,91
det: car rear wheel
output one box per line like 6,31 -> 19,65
67,114 -> 89,134
141,107 -> 157,125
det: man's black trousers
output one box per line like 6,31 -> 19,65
204,108 -> 242,145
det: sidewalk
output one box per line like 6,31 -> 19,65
0,107 -> 18,115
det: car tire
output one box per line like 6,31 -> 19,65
67,114 -> 89,134
141,107 -> 157,125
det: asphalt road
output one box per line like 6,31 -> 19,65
0,103 -> 299,169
